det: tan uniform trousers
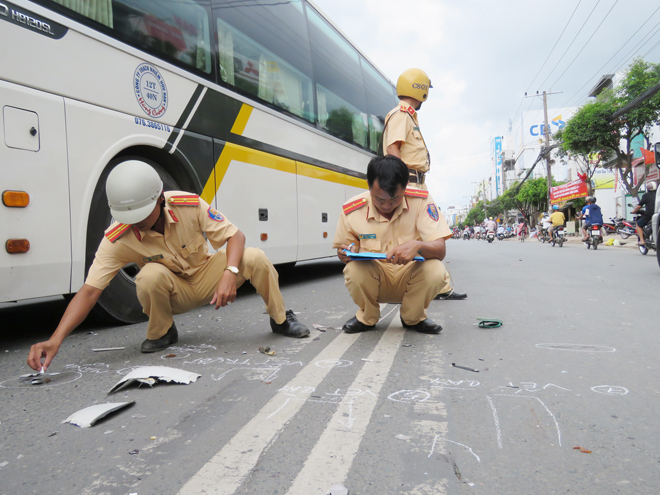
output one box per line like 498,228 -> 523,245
344,259 -> 451,327
135,247 -> 286,340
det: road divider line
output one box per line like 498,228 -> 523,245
177,329 -> 361,495
285,311 -> 406,495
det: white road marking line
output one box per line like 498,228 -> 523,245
285,313 -> 405,495
177,330 -> 360,495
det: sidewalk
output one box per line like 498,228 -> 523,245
529,234 -> 639,250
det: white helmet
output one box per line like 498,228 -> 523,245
648,182 -> 657,191
106,160 -> 163,224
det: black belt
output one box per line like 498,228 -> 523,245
408,169 -> 425,184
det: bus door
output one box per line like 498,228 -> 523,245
0,81 -> 71,302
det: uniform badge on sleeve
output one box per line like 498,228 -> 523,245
208,207 -> 224,222
427,204 -> 439,222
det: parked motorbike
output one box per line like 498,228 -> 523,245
615,217 -> 637,239
486,230 -> 495,243
584,224 -> 603,250
550,226 -> 565,247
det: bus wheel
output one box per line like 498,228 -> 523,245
85,157 -> 180,324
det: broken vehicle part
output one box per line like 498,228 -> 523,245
62,401 -> 135,428
92,347 -> 126,352
108,366 -> 201,395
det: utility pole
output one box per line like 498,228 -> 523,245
524,90 -> 562,210
542,91 -> 552,211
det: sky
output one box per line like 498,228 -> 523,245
311,0 -> 660,211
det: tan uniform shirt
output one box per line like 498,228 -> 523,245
332,188 -> 451,253
86,191 -> 238,290
382,103 -> 430,173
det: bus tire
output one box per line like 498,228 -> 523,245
85,157 -> 180,324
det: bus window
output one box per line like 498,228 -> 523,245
361,59 -> 397,153
213,0 -> 314,123
112,0 -> 211,73
51,0 -> 114,27
306,7 -> 368,148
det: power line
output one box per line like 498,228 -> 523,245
611,24 -> 660,74
549,0 -> 619,89
537,0 -> 603,91
558,7 -> 660,109
526,0 -> 583,93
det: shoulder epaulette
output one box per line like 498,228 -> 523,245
400,104 -> 416,117
105,223 -> 131,243
343,197 -> 368,215
168,194 -> 199,206
405,187 -> 429,199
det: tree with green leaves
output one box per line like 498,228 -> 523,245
558,59 -> 660,198
464,201 -> 485,226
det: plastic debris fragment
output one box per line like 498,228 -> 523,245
62,401 -> 135,428
325,483 -> 348,495
108,366 -> 201,395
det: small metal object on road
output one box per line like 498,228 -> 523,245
259,346 -> 276,356
452,363 -> 479,373
92,347 -> 126,352
128,449 -> 139,455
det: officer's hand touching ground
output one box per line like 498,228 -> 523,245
27,339 -> 61,372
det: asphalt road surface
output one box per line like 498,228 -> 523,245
1,238 -> 659,495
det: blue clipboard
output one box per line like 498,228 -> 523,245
343,250 -> 425,261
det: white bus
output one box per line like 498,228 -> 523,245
0,0 -> 397,323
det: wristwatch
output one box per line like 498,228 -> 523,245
225,265 -> 239,275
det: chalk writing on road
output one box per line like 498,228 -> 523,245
591,385 -> 629,396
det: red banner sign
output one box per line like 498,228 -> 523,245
550,179 -> 589,205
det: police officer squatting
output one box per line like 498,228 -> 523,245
334,155 -> 452,335
27,161 -> 309,371
383,68 -> 466,301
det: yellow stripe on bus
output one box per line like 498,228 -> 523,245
230,104 -> 253,136
200,142 -> 368,204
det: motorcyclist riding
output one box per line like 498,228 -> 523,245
631,182 -> 657,247
548,205 -> 565,241
578,196 -> 603,241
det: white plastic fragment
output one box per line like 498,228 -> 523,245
108,366 -> 201,395
395,434 -> 411,441
62,401 -> 135,428
92,347 -> 126,352
325,483 -> 348,495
